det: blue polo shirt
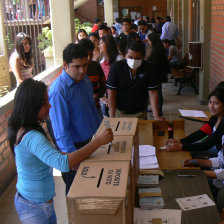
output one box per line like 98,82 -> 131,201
48,69 -> 101,153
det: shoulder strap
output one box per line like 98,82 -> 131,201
17,130 -> 31,145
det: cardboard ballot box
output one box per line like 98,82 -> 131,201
96,117 -> 138,136
67,161 -> 132,224
85,135 -> 136,209
95,118 -> 139,187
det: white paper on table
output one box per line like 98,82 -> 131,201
140,163 -> 159,169
134,208 -> 181,224
140,155 -> 158,165
178,109 -> 207,118
139,145 -> 156,156
176,194 -> 215,211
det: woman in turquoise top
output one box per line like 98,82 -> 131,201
8,78 -> 113,224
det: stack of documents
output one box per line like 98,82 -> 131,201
178,109 -> 207,118
139,145 -> 159,169
137,175 -> 159,188
139,187 -> 165,209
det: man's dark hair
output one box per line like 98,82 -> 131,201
165,16 -> 171,22
126,40 -> 145,56
98,24 -> 108,31
138,20 -> 147,26
79,38 -> 94,52
122,18 -> 131,25
115,18 -> 120,23
63,43 -> 88,64
94,18 -> 100,24
156,16 -> 161,21
162,39 -> 170,45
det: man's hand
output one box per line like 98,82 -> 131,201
154,116 -> 166,123
96,128 -> 113,146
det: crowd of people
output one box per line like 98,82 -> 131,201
7,15 -> 224,224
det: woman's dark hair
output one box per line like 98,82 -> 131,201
100,35 -> 119,65
8,79 -> 47,154
208,87 -> 224,105
115,36 -> 127,57
216,81 -> 224,90
79,38 -> 94,52
127,31 -> 140,44
14,32 -> 33,67
63,43 -> 88,64
148,32 -> 169,81
88,32 -> 99,40
76,29 -> 88,41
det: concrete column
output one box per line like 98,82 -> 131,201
104,0 -> 114,26
0,2 -> 7,55
198,0 -> 211,104
181,0 -> 189,56
173,0 -> 178,25
50,0 -> 75,65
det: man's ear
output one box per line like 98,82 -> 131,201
63,61 -> 68,70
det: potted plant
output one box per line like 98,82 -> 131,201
38,27 -> 54,69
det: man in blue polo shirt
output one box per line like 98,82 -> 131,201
48,43 -> 101,194
107,40 -> 164,121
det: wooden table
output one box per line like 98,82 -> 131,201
178,109 -> 211,123
160,169 -> 220,224
138,120 -> 194,169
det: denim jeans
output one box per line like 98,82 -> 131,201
14,192 -> 57,224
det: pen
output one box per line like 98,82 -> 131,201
178,175 -> 196,177
187,160 -> 198,163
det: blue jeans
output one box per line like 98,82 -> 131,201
14,192 -> 57,224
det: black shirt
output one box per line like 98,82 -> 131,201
106,60 -> 160,114
181,116 -> 224,151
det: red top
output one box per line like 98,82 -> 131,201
91,24 -> 99,32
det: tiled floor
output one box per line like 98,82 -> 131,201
0,80 -> 208,223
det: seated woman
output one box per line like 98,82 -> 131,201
165,87 -> 224,158
9,32 -> 33,85
8,79 -> 113,224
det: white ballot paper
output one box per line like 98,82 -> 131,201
139,145 -> 156,156
178,109 -> 207,118
134,208 -> 181,224
176,194 -> 215,211
140,155 -> 158,165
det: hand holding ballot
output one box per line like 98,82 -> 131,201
96,128 -> 113,145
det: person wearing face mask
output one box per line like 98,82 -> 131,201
106,40 -> 164,121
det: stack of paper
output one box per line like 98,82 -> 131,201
139,145 -> 159,169
178,109 -> 207,118
139,187 -> 165,209
137,175 -> 159,187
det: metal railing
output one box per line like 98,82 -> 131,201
3,0 -> 51,87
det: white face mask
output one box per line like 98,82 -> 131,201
126,58 -> 142,70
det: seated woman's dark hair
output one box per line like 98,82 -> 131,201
208,87 -> 224,106
8,79 -> 48,154
115,36 -> 127,57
